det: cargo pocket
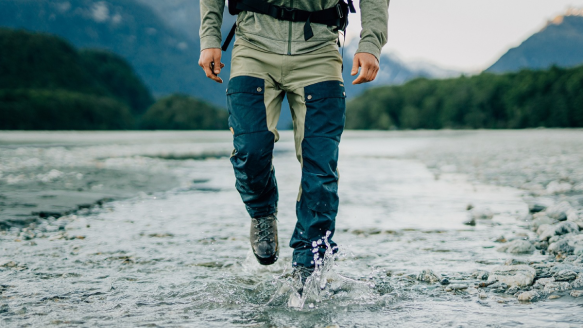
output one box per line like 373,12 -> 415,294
300,80 -> 346,213
226,76 -> 267,136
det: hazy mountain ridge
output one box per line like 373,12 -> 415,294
0,0 -> 230,107
487,10 -> 583,73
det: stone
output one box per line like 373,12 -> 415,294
497,240 -> 535,254
417,269 -> 440,284
529,203 -> 547,214
533,216 -> 554,232
570,290 -> 583,298
446,284 -> 468,291
548,294 -> 562,299
548,239 -> 575,256
517,290 -> 540,302
545,201 -> 572,220
440,278 -> 450,285
536,224 -> 552,236
533,277 -> 555,289
543,282 -> 571,293
570,275 -> 583,289
540,222 -> 579,241
488,265 -> 536,287
546,182 -> 572,195
554,269 -> 577,281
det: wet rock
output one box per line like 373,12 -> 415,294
0,261 -> 17,268
545,201 -> 572,221
506,286 -> 520,295
478,291 -> 488,299
517,290 -> 540,302
554,269 -> 578,281
471,270 -> 489,280
534,241 -> 549,250
463,216 -> 476,226
529,203 -> 547,214
533,277 -> 555,289
497,240 -> 535,254
445,284 -> 468,291
539,222 -> 579,241
494,235 -> 506,243
417,269 -> 440,284
570,275 -> 583,289
532,217 -> 554,232
543,282 -> 571,293
548,239 -> 575,256
488,265 -> 536,287
548,294 -> 562,299
546,181 -> 572,195
440,278 -> 450,285
570,290 -> 583,298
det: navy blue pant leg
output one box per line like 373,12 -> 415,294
227,76 -> 278,218
290,81 -> 346,268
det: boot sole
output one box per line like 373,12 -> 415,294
254,251 -> 279,265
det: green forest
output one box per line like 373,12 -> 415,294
0,29 -> 227,130
346,65 -> 583,129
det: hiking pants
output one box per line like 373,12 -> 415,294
227,39 -> 345,268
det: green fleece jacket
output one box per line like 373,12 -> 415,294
200,0 -> 390,61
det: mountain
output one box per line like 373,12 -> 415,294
341,46 -> 460,99
0,0 -> 230,107
487,9 -> 583,73
0,28 -> 152,115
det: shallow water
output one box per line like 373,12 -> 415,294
1,130 -> 583,327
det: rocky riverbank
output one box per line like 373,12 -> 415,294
411,129 -> 583,303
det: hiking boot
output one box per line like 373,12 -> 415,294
292,265 -> 314,296
250,215 -> 279,265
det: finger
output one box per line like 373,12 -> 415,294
365,64 -> 376,82
213,53 -> 222,75
370,67 -> 379,82
352,66 -> 370,85
203,66 -> 223,83
351,57 -> 360,76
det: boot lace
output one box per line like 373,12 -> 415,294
255,216 -> 275,243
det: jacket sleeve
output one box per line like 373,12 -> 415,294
356,0 -> 390,61
199,0 -> 226,50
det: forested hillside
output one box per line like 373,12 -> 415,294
347,65 -> 583,130
0,29 -> 226,130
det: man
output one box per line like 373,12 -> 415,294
199,0 -> 389,285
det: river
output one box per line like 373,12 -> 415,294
1,130 -> 583,327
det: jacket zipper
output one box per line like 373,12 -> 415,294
287,0 -> 294,55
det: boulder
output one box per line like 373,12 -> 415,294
488,265 -> 536,287
497,240 -> 535,254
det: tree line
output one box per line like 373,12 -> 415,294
346,65 -> 583,129
0,29 -> 227,130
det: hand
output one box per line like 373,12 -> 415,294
198,48 -> 225,83
351,53 -> 379,85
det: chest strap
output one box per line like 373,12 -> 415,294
221,0 -> 355,51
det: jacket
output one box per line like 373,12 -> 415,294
200,0 -> 390,61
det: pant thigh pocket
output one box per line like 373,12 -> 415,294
227,76 -> 267,136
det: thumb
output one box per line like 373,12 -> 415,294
351,57 -> 360,76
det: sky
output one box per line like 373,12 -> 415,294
346,0 -> 583,72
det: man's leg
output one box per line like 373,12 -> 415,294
227,76 -> 284,218
287,81 -> 346,268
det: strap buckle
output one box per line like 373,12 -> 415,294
279,6 -> 297,21
335,4 -> 344,19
